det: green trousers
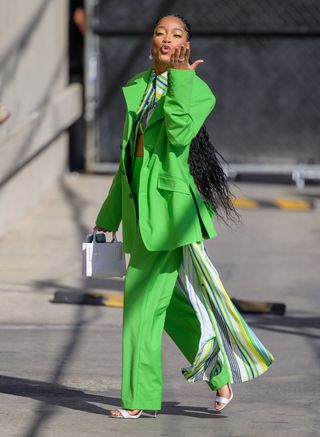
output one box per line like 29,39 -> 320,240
121,156 -> 228,410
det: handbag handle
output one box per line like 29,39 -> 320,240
111,232 -> 118,243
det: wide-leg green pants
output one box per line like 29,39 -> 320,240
121,157 -> 228,410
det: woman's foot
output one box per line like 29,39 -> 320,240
110,409 -> 142,417
214,383 -> 233,412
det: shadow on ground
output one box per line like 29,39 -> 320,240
0,374 -> 224,420
246,312 -> 320,340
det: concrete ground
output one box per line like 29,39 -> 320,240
0,172 -> 319,437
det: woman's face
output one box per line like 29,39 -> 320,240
151,16 -> 190,68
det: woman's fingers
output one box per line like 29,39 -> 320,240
184,46 -> 190,63
178,45 -> 185,60
171,45 -> 191,69
190,59 -> 204,70
171,46 -> 180,64
170,45 -> 203,70
93,225 -> 112,232
178,45 -> 188,64
170,46 -> 183,67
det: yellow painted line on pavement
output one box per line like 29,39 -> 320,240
273,198 -> 312,210
92,292 -> 124,308
233,197 -> 313,211
233,197 -> 259,209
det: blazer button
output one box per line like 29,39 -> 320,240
129,193 -> 133,198
122,169 -> 125,175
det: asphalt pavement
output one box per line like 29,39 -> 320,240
0,172 -> 319,437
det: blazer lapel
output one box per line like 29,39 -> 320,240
146,96 -> 165,128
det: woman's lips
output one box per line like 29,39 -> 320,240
160,45 -> 171,54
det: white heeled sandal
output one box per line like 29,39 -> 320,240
214,383 -> 233,412
110,409 -> 158,419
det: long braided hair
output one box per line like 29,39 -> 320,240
152,15 -> 240,225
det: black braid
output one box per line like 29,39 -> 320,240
187,123 -> 240,224
152,15 -> 241,225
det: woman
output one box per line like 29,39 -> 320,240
94,14 -> 273,419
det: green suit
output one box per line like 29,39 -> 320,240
96,68 -> 217,253
96,68 -> 227,411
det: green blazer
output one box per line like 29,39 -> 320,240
96,67 -> 217,253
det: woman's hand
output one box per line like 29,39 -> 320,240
93,225 -> 116,240
93,225 -> 112,232
93,225 -> 115,236
170,45 -> 204,71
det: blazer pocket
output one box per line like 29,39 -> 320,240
157,175 -> 191,195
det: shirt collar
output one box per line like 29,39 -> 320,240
150,69 -> 168,86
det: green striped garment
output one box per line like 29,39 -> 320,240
130,69 -> 168,171
176,241 -> 274,384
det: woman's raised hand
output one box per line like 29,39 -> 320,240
170,45 -> 204,71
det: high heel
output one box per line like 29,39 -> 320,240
214,383 -> 233,412
110,409 -> 159,419
110,409 -> 143,419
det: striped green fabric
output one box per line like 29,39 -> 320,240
144,69 -> 168,127
176,241 -> 274,384
129,70 -> 168,174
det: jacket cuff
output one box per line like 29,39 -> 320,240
167,68 -> 196,111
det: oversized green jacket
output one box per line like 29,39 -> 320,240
96,67 -> 217,253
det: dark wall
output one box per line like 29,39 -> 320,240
90,0 -> 320,165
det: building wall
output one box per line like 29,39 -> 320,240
0,0 -> 82,235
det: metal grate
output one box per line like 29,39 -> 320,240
85,0 -> 320,180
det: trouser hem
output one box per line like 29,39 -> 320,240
121,399 -> 162,410
206,376 -> 230,391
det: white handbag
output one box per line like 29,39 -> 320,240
82,231 -> 127,279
